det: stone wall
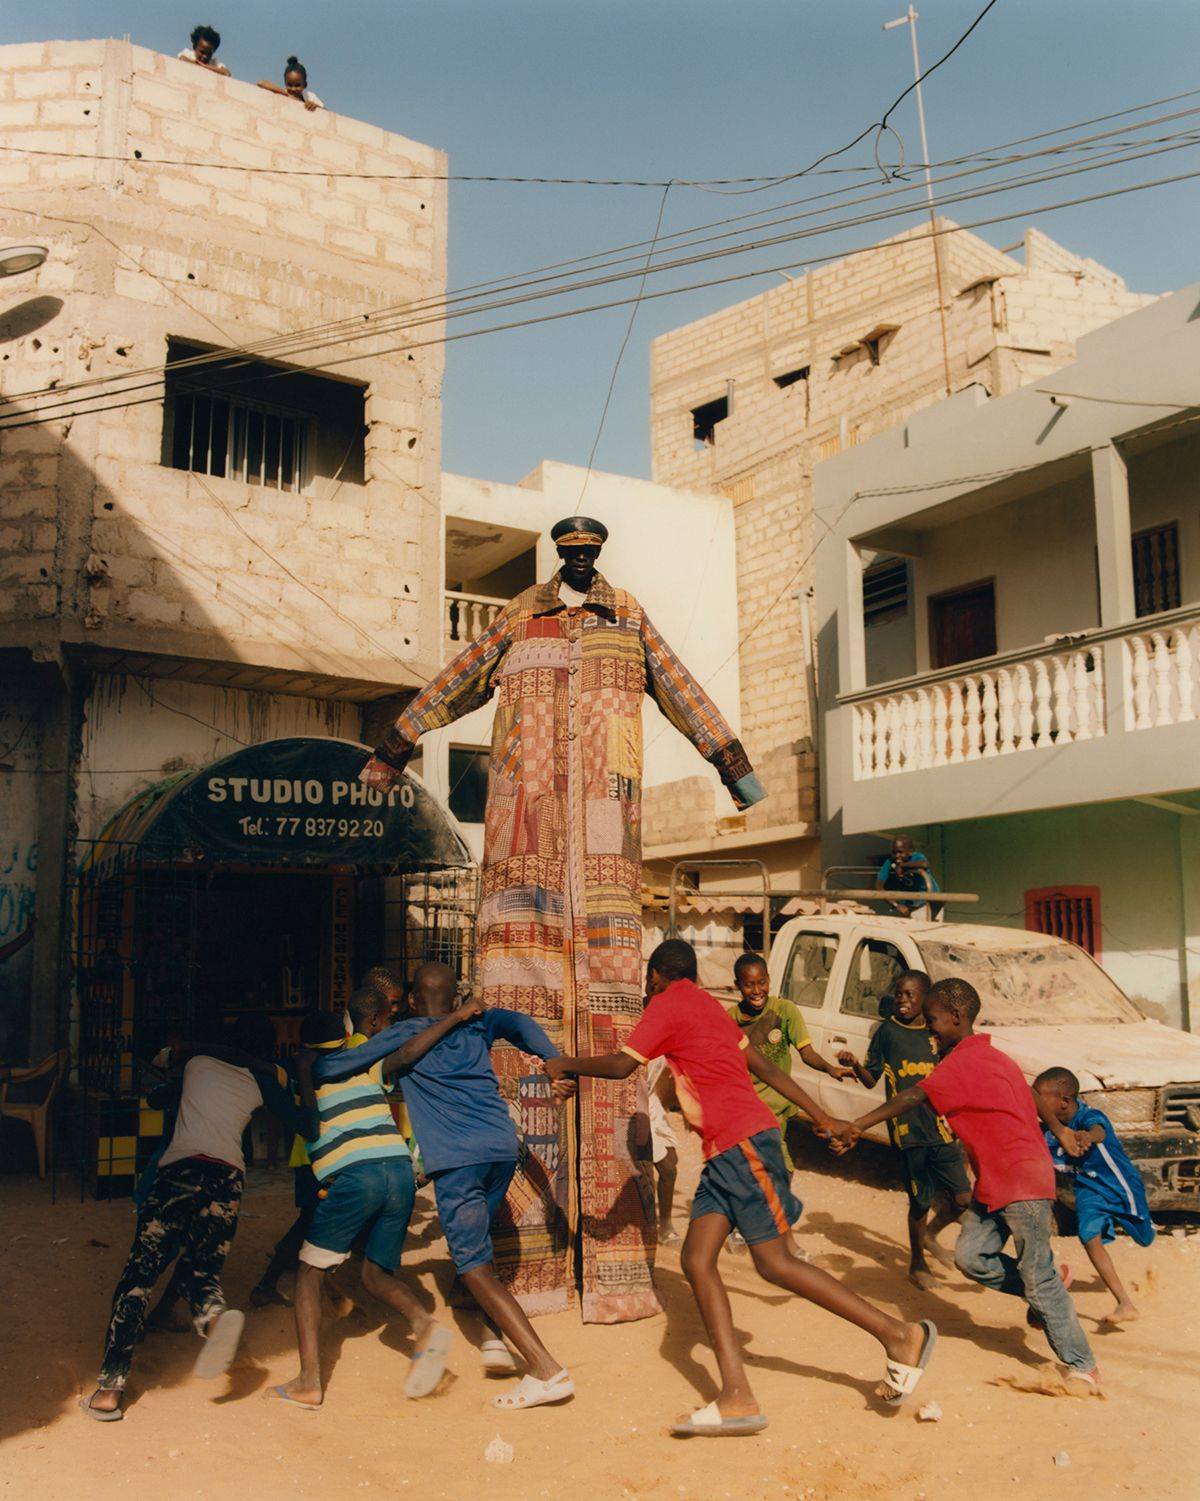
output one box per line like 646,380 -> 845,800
0,39 -> 447,688
649,219 -> 1152,842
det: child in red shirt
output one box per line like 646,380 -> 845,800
544,939 -> 937,1437
833,976 -> 1099,1386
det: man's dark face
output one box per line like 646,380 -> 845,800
194,36 -> 216,62
558,545 -> 600,593
923,997 -> 968,1054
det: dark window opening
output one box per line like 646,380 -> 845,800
448,747 -> 489,825
773,366 -> 809,390
163,338 -> 367,490
1132,522 -> 1181,617
1025,886 -> 1101,958
864,557 -> 910,627
929,579 -> 996,668
692,394 -> 729,448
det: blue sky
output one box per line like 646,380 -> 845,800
11,2 -> 1200,482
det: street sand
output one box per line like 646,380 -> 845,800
1,1133 -> 1196,1501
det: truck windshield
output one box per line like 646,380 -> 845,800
916,939 -> 1142,1025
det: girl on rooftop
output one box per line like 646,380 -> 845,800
258,56 -> 323,111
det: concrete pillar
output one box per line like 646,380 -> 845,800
1091,444 -> 1136,738
28,666 -> 76,1063
836,540 -> 867,694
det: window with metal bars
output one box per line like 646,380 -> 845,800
1132,521 -> 1181,617
1024,885 -> 1101,958
863,556 -> 910,626
169,389 -> 307,491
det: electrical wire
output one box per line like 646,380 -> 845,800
5,152 -> 1199,436
6,95 -> 1195,415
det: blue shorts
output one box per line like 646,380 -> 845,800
431,1159 -> 517,1274
691,1128 -> 802,1245
300,1157 -> 415,1272
1076,1195 -> 1156,1248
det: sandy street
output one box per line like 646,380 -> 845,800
1,1133 -> 1196,1501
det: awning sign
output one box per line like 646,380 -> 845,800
141,737 -> 470,869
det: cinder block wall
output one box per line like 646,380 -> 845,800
0,40 -> 447,685
649,219 -> 1152,837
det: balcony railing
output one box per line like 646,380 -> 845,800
846,607 -> 1200,781
443,590 -> 507,653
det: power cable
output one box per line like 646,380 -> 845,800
5,148 -> 1198,436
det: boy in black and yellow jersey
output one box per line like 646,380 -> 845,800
839,970 -> 970,1288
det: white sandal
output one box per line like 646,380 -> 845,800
481,1339 -> 519,1376
491,1370 -> 574,1410
879,1320 -> 937,1408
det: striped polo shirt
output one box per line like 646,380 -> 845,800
307,1033 -> 410,1182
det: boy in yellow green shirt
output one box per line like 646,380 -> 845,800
726,952 -> 856,1255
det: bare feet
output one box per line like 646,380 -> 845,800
1099,1301 -> 1139,1327
908,1268 -> 935,1291
924,1238 -> 956,1269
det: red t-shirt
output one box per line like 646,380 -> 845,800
920,1033 -> 1054,1210
623,978 -> 778,1160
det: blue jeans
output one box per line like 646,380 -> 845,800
955,1198 -> 1095,1373
301,1157 -> 415,1272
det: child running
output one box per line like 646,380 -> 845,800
83,1017 -> 316,1422
312,963 -> 576,1411
838,969 -> 971,1288
544,939 -> 936,1436
272,989 -> 454,1410
833,978 -> 1100,1387
1034,1066 -> 1155,1326
727,950 -> 856,1256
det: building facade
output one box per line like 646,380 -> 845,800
647,219 -> 1153,895
814,284 -> 1200,1029
0,41 -> 451,1095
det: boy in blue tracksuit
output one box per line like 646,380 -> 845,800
312,961 -> 576,1412
1034,1067 -> 1154,1326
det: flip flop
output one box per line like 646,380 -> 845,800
879,1319 -> 938,1408
193,1308 -> 246,1380
670,1401 -> 768,1437
404,1325 -> 453,1399
481,1339 -> 520,1376
79,1391 -> 124,1423
491,1369 -> 574,1411
266,1384 -> 321,1411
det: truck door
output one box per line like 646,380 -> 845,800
773,924 -> 847,1106
822,933 -> 910,1122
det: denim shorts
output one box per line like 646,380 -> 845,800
691,1128 -> 802,1245
903,1141 -> 971,1212
300,1157 -> 415,1271
430,1159 -> 517,1274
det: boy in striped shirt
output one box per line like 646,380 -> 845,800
271,987 -> 473,1408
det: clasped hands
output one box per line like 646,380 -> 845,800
542,1053 -> 576,1105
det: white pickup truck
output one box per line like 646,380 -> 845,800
766,914 -> 1200,1213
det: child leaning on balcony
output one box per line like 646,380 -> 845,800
1033,1067 -> 1155,1326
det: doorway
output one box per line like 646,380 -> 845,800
929,579 -> 996,668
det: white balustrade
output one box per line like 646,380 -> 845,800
443,590 -> 507,650
1121,621 -> 1200,732
851,640 -> 1107,780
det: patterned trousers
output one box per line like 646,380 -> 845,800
99,1157 -> 243,1389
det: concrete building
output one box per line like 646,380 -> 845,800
0,40 -> 454,1139
814,283 -> 1200,1030
647,219 -> 1153,895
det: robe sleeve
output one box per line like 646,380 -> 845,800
640,611 -> 765,810
373,604 -> 515,774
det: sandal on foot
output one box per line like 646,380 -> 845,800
266,1384 -> 321,1411
193,1308 -> 245,1380
491,1370 -> 574,1411
481,1339 -> 519,1376
671,1401 -> 768,1437
80,1390 -> 124,1423
880,1319 -> 938,1408
404,1326 -> 453,1399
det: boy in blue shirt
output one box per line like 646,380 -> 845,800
876,836 -> 940,918
313,962 -> 576,1412
1033,1067 -> 1154,1326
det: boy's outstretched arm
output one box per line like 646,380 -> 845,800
836,1049 -> 879,1090
544,1051 -> 639,1082
744,1045 -> 844,1134
830,1082 -> 928,1146
1033,1089 -> 1090,1157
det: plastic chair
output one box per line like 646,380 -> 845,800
1,1050 -> 66,1179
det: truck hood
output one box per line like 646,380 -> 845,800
983,1020 -> 1200,1091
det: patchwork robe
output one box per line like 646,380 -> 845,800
374,572 -> 758,1321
